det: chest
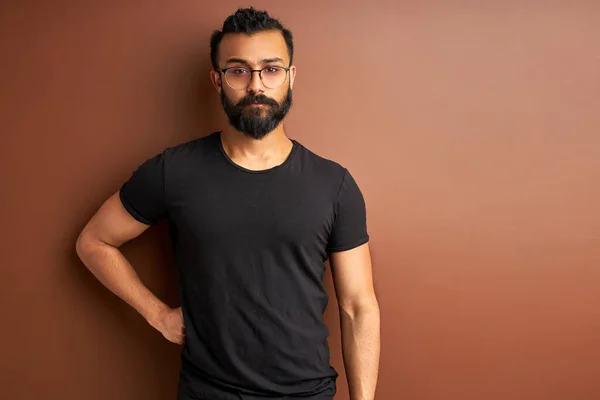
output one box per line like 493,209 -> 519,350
169,174 -> 337,252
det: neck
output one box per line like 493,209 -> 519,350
219,124 -> 293,170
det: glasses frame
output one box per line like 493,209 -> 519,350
218,65 -> 291,89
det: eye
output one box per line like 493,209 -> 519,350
230,68 -> 249,75
264,66 -> 280,73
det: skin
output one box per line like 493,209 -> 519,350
76,30 -> 380,400
210,30 -> 297,171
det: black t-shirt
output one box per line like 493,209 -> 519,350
119,131 -> 369,399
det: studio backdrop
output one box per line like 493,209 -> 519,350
1,1 -> 599,399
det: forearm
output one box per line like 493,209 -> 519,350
340,302 -> 380,400
76,238 -> 168,325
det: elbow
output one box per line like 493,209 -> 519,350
339,295 -> 380,321
75,233 -> 87,258
75,231 -> 95,259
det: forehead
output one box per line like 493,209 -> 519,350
218,31 -> 289,66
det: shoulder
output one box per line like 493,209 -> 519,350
294,140 -> 368,204
294,140 -> 348,184
162,132 -> 219,162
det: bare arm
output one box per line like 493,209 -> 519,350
75,191 -> 184,344
330,242 -> 380,400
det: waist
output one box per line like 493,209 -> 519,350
179,349 -> 337,399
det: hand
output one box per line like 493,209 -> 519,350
150,306 -> 186,345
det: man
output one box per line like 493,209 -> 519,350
76,7 -> 380,400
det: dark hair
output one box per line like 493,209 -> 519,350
210,7 -> 294,70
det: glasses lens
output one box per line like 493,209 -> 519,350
261,67 -> 287,89
224,68 -> 251,89
223,67 -> 287,89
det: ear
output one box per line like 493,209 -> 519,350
289,65 -> 297,90
210,70 -> 223,93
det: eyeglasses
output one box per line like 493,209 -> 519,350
219,66 -> 291,90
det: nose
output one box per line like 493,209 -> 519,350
246,70 -> 265,94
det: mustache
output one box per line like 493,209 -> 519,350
236,94 -> 279,107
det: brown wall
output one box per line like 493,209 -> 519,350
1,1 -> 599,399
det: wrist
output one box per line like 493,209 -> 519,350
143,300 -> 169,327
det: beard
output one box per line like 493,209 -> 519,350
221,86 -> 293,140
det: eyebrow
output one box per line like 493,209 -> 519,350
225,57 -> 285,66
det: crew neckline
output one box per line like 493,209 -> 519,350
216,131 -> 299,174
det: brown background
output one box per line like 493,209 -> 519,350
1,1 -> 599,399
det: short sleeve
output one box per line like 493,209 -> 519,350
326,169 -> 370,253
119,152 -> 167,225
